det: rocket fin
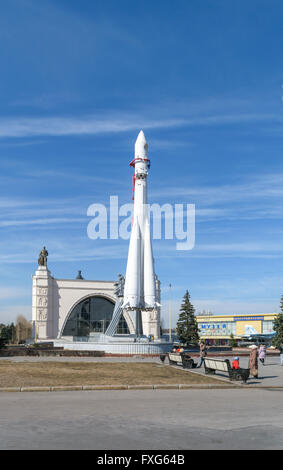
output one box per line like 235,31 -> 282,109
123,217 -> 142,309
143,218 -> 157,309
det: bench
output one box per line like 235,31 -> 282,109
204,358 -> 250,383
166,352 -> 197,369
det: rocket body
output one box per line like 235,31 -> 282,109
123,131 -> 158,311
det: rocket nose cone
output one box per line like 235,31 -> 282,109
135,130 -> 148,158
136,130 -> 146,142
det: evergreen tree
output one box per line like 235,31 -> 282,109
272,295 -> 283,348
0,323 -> 16,345
229,334 -> 238,348
176,290 -> 199,346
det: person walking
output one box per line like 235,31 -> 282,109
279,344 -> 283,366
197,341 -> 207,368
249,345 -> 259,379
258,344 -> 266,365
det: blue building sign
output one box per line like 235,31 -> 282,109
200,322 -> 235,336
233,316 -> 264,321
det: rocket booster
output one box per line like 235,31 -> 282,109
123,130 -> 158,310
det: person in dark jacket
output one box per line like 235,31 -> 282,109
197,341 -> 207,368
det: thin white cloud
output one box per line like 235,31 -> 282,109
160,298 -> 280,327
0,110 -> 281,139
0,305 -> 31,324
0,237 -> 129,263
197,242 -> 283,252
0,116 -> 186,138
0,287 -> 29,300
0,217 -> 87,227
152,173 -> 283,206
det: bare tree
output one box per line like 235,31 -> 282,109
16,315 -> 32,344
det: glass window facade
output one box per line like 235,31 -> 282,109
262,320 -> 275,334
62,296 -> 129,337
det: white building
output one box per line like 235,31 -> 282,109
32,260 -> 161,344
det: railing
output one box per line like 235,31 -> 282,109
55,339 -> 172,354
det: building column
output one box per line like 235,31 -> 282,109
32,266 -> 53,341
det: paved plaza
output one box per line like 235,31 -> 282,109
0,355 -> 282,449
190,354 -> 283,387
0,387 -> 283,450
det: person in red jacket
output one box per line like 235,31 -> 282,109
232,357 -> 240,369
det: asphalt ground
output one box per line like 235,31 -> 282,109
0,388 -> 282,450
0,354 -> 282,450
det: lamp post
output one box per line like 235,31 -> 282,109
34,318 -> 37,344
169,283 -> 172,342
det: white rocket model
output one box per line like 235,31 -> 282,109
122,130 -> 159,312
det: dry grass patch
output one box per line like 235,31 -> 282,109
0,361 -> 222,387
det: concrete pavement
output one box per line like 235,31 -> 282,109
0,388 -> 283,450
1,355 -> 283,449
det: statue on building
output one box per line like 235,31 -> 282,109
114,274 -> 125,298
38,246 -> 48,267
76,270 -> 84,280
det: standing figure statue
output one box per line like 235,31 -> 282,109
38,246 -> 48,266
114,274 -> 125,298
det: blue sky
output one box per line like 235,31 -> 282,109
1,0 -> 283,326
